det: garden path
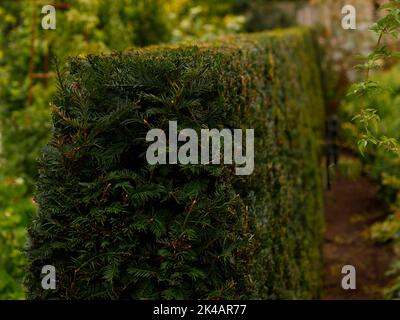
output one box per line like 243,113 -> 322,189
323,174 -> 394,299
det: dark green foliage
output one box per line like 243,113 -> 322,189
243,0 -> 300,32
26,27 -> 325,299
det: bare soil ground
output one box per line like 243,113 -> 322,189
323,174 -> 394,300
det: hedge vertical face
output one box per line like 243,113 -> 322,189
26,28 -> 325,299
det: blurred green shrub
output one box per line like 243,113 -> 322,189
166,0 -> 245,42
341,65 -> 400,201
0,177 -> 36,300
0,0 -> 172,189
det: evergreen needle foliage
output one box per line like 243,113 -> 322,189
26,28 -> 325,300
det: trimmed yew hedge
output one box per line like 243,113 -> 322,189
26,27 -> 325,299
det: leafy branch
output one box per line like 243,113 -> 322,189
351,0 -> 400,155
